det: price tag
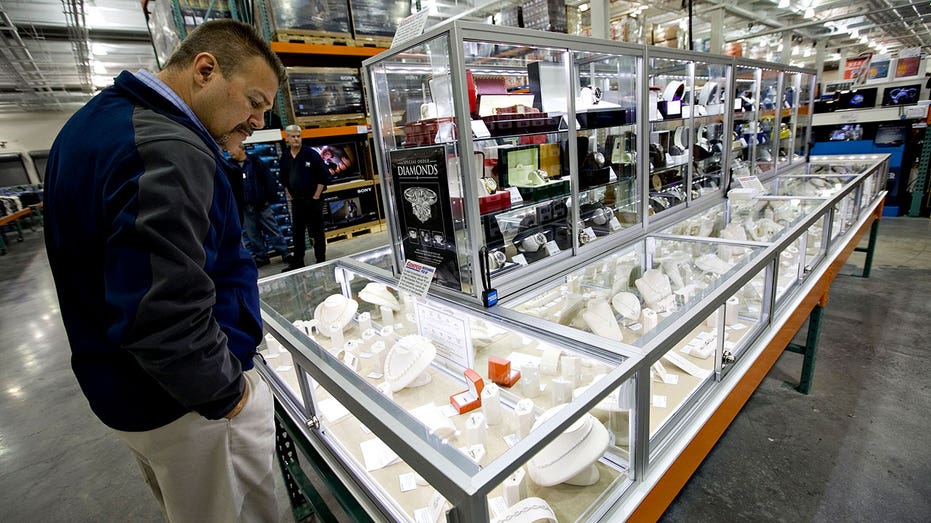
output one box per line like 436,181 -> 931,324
489,497 -> 509,518
275,365 -> 293,373
735,175 -> 766,193
503,434 -> 519,448
506,186 -> 524,205
399,473 -> 418,493
391,9 -> 430,48
628,323 -> 642,331
366,371 -> 383,379
652,395 -> 667,408
440,404 -> 459,418
544,240 -> 561,256
399,259 -> 436,297
511,254 -> 528,266
608,216 -> 623,231
470,119 -> 491,138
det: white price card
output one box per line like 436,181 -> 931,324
399,473 -> 418,493
391,9 -> 430,48
317,397 -> 350,423
652,395 -> 667,408
734,174 -> 766,193
360,438 -> 400,471
399,259 -> 436,297
544,240 -> 561,256
275,365 -> 293,373
628,322 -> 642,331
489,497 -> 509,518
506,186 -> 524,205
470,119 -> 492,138
511,254 -> 528,266
503,434 -> 519,448
366,371 -> 383,379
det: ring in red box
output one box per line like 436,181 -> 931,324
450,369 -> 484,414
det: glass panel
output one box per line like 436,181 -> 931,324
462,42 -> 574,279
505,237 -> 761,347
831,191 -> 859,241
765,174 -> 855,198
794,73 -> 814,162
484,376 -> 636,522
777,72 -> 800,166
755,68 -> 781,175
666,196 -> 825,244
732,64 -> 760,181
691,61 -> 729,202
774,235 -> 803,304
804,215 -> 828,274
648,58 -> 692,214
573,50 -> 641,243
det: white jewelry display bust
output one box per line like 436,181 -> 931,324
611,291 -> 641,321
358,282 -> 401,311
313,294 -> 359,337
581,298 -> 623,341
635,269 -> 674,312
526,407 -> 609,487
383,335 -> 436,392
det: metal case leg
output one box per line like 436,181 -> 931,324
784,303 -> 825,395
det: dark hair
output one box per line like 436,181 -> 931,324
164,19 -> 286,85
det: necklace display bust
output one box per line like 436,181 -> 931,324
384,335 -> 436,392
526,407 -> 609,487
313,294 -> 359,337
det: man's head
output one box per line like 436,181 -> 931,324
285,124 -> 302,149
227,143 -> 247,162
160,20 -> 286,151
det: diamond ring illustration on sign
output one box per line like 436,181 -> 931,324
403,187 -> 438,223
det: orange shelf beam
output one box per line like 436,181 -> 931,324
277,126 -> 370,139
270,41 -> 386,57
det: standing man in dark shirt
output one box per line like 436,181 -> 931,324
279,124 -> 328,270
229,143 -> 292,267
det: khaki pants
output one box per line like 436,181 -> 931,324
114,369 -> 280,523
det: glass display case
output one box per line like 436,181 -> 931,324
256,160 -> 889,523
258,259 -> 641,522
363,22 -> 813,304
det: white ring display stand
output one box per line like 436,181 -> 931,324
491,497 -> 557,523
526,407 -> 609,487
313,295 -> 359,337
383,335 -> 436,392
358,282 -> 401,311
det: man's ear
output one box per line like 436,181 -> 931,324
192,52 -> 219,86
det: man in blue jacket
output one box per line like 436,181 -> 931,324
229,143 -> 292,267
44,20 -> 285,522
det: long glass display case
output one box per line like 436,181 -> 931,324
255,21 -> 892,523
257,153 -> 887,522
361,22 -> 814,304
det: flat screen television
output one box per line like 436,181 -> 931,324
310,142 -> 363,183
881,84 -> 921,106
875,124 -> 907,146
321,185 -> 379,231
836,88 -> 877,110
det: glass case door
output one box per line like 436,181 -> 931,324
691,59 -> 730,203
794,72 -> 816,164
647,55 -> 693,216
732,64 -> 760,182
755,67 -> 781,176
366,34 -> 473,294
460,40 -> 574,286
571,49 -> 642,248
778,71 -> 800,167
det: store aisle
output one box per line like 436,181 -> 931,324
1,218 -> 929,521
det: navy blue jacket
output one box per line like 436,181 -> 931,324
236,153 -> 278,206
44,71 -> 263,432
279,146 -> 328,199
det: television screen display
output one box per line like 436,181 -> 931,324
875,124 -> 907,146
837,88 -> 877,110
881,84 -> 921,106
321,185 -> 379,231
310,142 -> 362,183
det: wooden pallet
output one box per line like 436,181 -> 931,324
294,114 -> 369,129
324,221 -> 384,244
275,30 -> 355,46
352,35 -> 393,48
